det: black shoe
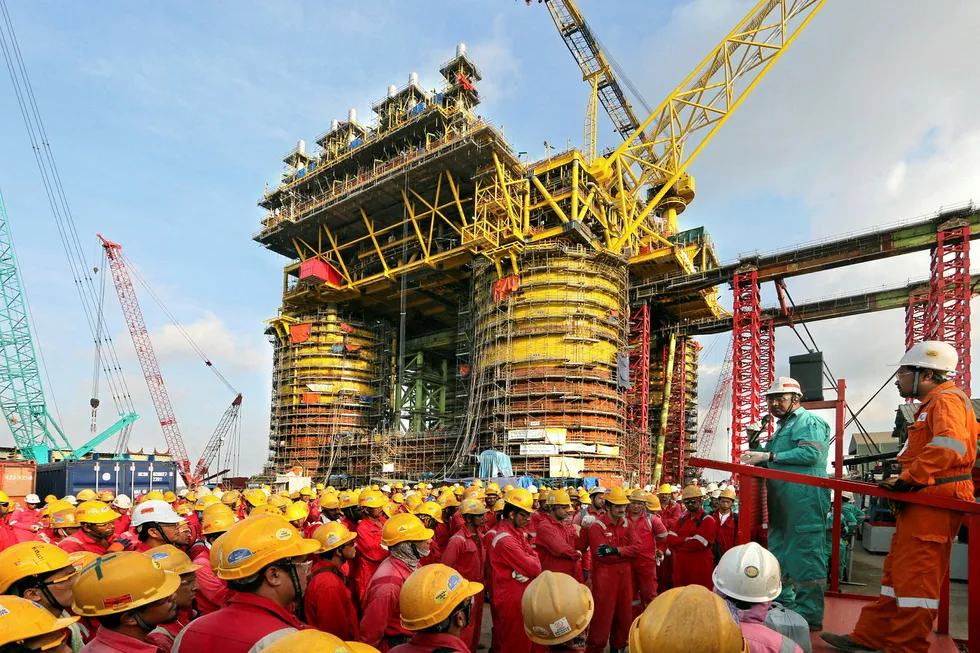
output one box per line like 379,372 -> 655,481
820,632 -> 875,652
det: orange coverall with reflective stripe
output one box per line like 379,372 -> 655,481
851,381 -> 978,653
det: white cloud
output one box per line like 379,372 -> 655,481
144,313 -> 267,376
884,161 -> 907,195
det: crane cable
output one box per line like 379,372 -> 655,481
0,1 -> 137,424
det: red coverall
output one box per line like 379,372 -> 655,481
482,510 -> 497,533
534,512 -> 583,580
187,539 -> 208,562
57,529 -> 110,555
526,510 -> 544,548
0,514 -> 15,552
489,521 -> 541,653
573,506 -> 602,583
851,381 -> 978,653
449,511 -> 465,537
658,500 -> 683,591
434,521 -> 452,552
9,506 -> 41,542
358,556 -> 414,651
389,632 -> 472,653
482,526 -> 500,653
442,528 -> 485,653
353,516 -> 388,604
586,513 -> 640,653
112,513 -> 132,538
304,559 -> 359,640
192,550 -> 228,616
629,512 -> 665,615
713,511 -> 739,561
666,508 -> 718,589
171,593 -> 305,653
82,625 -> 162,652
145,607 -> 193,653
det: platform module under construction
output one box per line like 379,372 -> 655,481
253,41 -> 731,487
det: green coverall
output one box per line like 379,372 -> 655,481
825,500 -> 866,582
751,406 -> 831,627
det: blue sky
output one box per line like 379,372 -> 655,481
1,0 -> 978,477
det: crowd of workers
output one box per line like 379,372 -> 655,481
0,340 -> 972,653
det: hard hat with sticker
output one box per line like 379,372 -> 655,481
744,565 -> 760,578
447,574 -> 461,591
226,548 -> 253,565
275,528 -> 292,541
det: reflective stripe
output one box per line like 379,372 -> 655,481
895,596 -> 940,609
881,585 -> 895,598
655,532 -> 668,538
927,436 -> 968,457
799,440 -> 826,453
778,635 -> 797,653
692,535 -> 709,546
491,532 -> 511,548
666,531 -> 678,537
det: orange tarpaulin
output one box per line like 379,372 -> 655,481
301,393 -> 320,404
492,275 -> 520,302
289,323 -> 311,344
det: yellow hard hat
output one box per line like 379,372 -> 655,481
459,497 -> 489,516
657,484 -> 674,495
315,483 -> 325,491
248,504 -> 282,518
338,490 -> 359,509
313,522 -> 356,553
720,488 -> 737,500
383,502 -> 398,519
505,488 -> 534,512
405,494 -> 423,512
284,501 -> 310,523
0,596 -> 78,649
0,542 -> 77,593
260,629 -> 349,653
44,499 -> 73,516
202,502 -> 235,522
371,484 -> 380,492
394,482 -> 404,490
646,494 -> 663,511
359,489 -> 386,509
415,501 -> 444,524
176,504 -> 193,516
76,489 -> 98,502
470,479 -> 484,488
43,494 -> 58,504
681,485 -> 703,501
437,493 -> 459,508
201,510 -> 238,536
99,490 -> 114,502
502,484 -> 515,493
144,490 -> 165,502
630,491 -> 650,504
244,489 -> 268,507
162,491 -> 177,503
629,585 -> 749,653
75,500 -> 121,524
66,551 -> 98,573
345,642 -> 382,653
462,487 -> 484,501
486,483 -> 501,495
493,499 -> 505,512
381,514 -> 434,547
195,495 -> 220,511
184,492 -> 197,503
220,490 -> 241,506
452,486 -> 464,497
214,514 -> 319,580
300,487 -> 314,498
522,571 -> 594,645
605,487 -> 630,506
400,563 -> 483,631
72,551 -> 180,617
51,507 -> 79,530
145,545 -> 201,575
267,495 -> 289,510
288,491 -> 301,500
319,493 -> 340,510
545,489 -> 571,507
391,493 -> 405,504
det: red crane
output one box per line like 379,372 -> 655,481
98,234 -> 241,486
695,336 -> 734,461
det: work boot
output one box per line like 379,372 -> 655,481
820,632 -> 876,652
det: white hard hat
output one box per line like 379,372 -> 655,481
177,489 -> 189,498
643,485 -> 652,492
764,376 -> 803,396
589,486 -> 606,495
528,485 -> 538,493
63,495 -> 77,506
25,494 -> 40,504
706,483 -> 719,493
112,494 -> 133,510
897,341 -> 958,373
131,499 -> 183,528
841,491 -> 854,501
712,542 -> 782,603
195,486 -> 213,497
381,484 -> 391,493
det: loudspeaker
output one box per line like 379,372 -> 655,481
790,351 -> 824,402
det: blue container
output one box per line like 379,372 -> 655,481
349,138 -> 364,150
410,102 -> 425,117
433,93 -> 443,107
297,167 -> 306,178
36,456 -> 178,499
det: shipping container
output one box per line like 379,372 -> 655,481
0,460 -> 37,507
36,457 -> 177,500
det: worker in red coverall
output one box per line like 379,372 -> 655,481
482,500 -> 505,653
0,493 -> 18,552
824,341 -> 979,653
656,483 -> 683,591
352,489 -> 388,605
9,494 -> 42,542
192,510 -> 234,617
144,545 -> 200,653
58,501 -> 120,555
483,483 -> 500,532
110,495 -> 133,539
627,491 -> 665,616
712,487 -> 740,563
573,487 -> 606,584
358,514 -> 434,652
586,486 -> 640,653
173,514 -> 320,653
433,494 -> 458,550
415,501 -> 444,565
489,488 -> 541,653
389,563 -> 484,653
338,489 -> 361,532
441,497 -> 488,653
304,522 -> 360,641
534,489 -> 583,581
666,484 -> 719,590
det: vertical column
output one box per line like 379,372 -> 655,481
627,304 -> 651,482
731,270 -> 761,464
665,337 -> 688,484
927,223 -> 971,395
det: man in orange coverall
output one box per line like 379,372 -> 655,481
488,488 -> 541,653
823,341 -> 978,653
534,489 -> 584,580
441,497 -> 488,653
353,489 -> 388,604
666,484 -> 719,589
586,486 -> 640,653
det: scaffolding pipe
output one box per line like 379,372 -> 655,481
653,332 -> 677,487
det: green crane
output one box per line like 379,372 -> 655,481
0,192 -> 137,462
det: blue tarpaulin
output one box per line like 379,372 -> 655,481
617,352 -> 630,390
478,450 -> 513,478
